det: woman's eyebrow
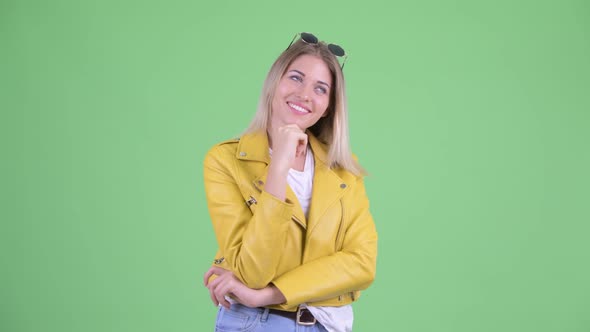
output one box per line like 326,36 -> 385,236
317,80 -> 330,88
289,69 -> 306,76
288,69 -> 331,88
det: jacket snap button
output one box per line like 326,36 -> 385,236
340,183 -> 347,189
239,152 -> 247,157
258,180 -> 264,185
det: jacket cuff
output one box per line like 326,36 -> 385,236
258,190 -> 294,221
271,274 -> 317,307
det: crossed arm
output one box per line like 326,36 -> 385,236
204,205 -> 377,309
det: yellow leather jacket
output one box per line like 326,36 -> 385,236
204,130 -> 378,311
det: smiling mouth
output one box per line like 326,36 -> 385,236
287,102 -> 311,113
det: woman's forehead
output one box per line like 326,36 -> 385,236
286,55 -> 332,83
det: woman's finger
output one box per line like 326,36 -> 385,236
214,285 -> 230,309
296,134 -> 308,157
208,282 -> 219,307
213,274 -> 239,309
207,273 -> 228,306
203,266 -> 228,286
207,273 -> 223,291
203,267 -> 215,286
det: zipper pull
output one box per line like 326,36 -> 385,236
246,196 -> 257,207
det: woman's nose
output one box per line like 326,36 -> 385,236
297,83 -> 313,101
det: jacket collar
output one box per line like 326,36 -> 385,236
236,130 -> 329,167
235,131 -> 271,164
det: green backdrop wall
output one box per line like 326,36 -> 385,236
3,0 -> 589,331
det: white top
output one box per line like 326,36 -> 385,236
286,146 -> 314,217
284,146 -> 354,332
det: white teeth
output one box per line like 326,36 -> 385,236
288,102 -> 310,113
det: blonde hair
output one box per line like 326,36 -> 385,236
244,38 -> 366,176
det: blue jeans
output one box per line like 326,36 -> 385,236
215,303 -> 328,332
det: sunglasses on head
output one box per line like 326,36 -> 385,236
286,32 -> 348,69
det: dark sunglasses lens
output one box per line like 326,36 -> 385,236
301,32 -> 318,44
328,44 -> 345,57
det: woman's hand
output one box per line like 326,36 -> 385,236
204,266 -> 247,309
265,124 -> 308,201
268,124 -> 308,172
204,266 -> 286,309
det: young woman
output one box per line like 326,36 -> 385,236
203,32 -> 378,332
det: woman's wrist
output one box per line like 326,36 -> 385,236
268,159 -> 290,175
265,162 -> 290,201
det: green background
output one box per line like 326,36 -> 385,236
3,0 -> 589,331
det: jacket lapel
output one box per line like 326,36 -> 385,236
306,134 -> 350,234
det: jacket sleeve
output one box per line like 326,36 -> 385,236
204,145 -> 294,289
271,178 -> 378,306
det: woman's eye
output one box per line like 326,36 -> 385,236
289,75 -> 303,82
315,86 -> 327,95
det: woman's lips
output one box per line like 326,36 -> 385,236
287,102 -> 310,114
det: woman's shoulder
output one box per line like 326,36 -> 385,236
214,137 -> 241,147
204,137 -> 241,161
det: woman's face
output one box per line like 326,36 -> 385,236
270,54 -> 332,131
